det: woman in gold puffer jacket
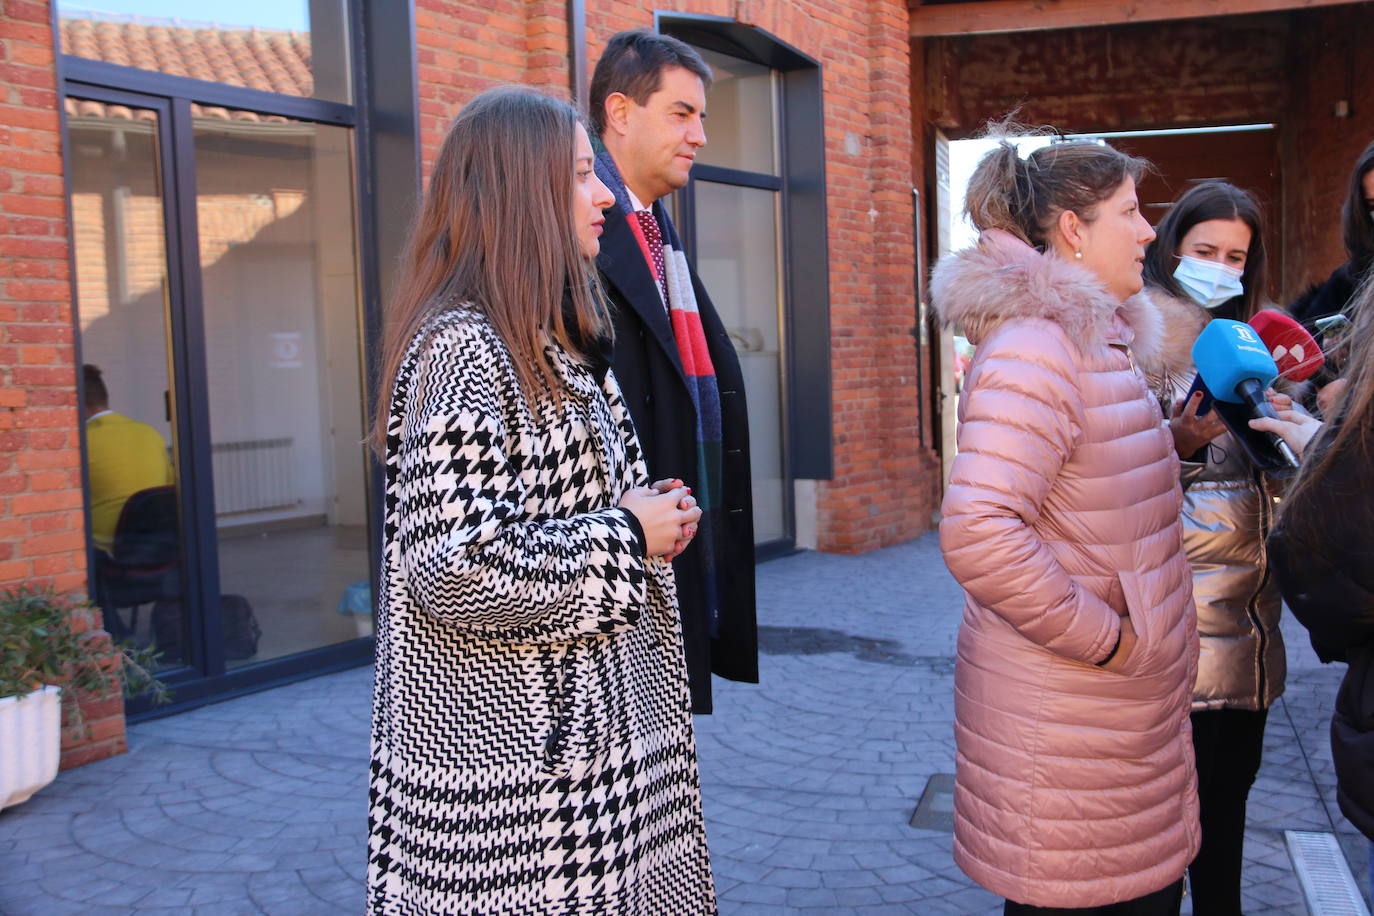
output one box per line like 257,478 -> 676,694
1140,181 -> 1284,916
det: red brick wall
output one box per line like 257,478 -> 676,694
809,0 -> 939,552
413,0 -> 942,554
923,14 -> 1290,137
909,36 -> 940,458
0,0 -> 83,590
1,0 -> 124,765
1280,5 -> 1374,299
525,0 -> 571,93
58,603 -> 127,769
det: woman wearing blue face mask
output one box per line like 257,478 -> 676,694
1139,181 -> 1280,916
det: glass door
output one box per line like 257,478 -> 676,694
193,109 -> 371,667
66,81 -> 375,708
691,181 -> 787,545
69,95 -> 193,671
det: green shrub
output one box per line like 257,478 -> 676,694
0,586 -> 169,731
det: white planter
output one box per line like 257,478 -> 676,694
0,685 -> 62,811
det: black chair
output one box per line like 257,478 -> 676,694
95,485 -> 180,641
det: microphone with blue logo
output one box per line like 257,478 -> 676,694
1191,319 -> 1300,468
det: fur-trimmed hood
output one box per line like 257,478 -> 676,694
931,233 -> 1178,381
1137,285 -> 1210,390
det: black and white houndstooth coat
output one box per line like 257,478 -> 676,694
367,306 -> 716,915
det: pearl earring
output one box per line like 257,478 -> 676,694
1074,250 -> 1083,260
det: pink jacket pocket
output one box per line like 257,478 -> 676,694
1114,569 -> 1158,678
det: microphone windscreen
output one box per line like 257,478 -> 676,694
1249,310 -> 1325,382
1192,319 -> 1278,403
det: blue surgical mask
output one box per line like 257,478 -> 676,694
1173,255 -> 1244,309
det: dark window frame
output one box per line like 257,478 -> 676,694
61,58 -> 356,125
55,1 -> 418,717
691,164 -> 782,191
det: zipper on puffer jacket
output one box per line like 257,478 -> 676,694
1109,341 -> 1138,375
1250,468 -> 1274,707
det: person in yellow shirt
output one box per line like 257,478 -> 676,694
83,364 -> 174,553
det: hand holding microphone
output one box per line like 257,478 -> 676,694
1317,378 -> 1349,416
1247,401 -> 1323,459
1244,310 -> 1331,456
1170,389 -> 1227,458
1177,312 -> 1325,462
1191,319 -> 1300,467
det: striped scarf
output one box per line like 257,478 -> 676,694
596,151 -> 723,636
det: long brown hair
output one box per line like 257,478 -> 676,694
1278,273 -> 1374,530
369,86 -> 609,454
1340,139 -> 1374,276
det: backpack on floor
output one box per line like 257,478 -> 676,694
152,594 -> 262,663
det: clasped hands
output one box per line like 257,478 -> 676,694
618,477 -> 702,560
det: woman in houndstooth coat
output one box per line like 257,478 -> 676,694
366,87 -> 716,915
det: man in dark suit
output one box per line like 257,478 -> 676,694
591,29 -> 757,714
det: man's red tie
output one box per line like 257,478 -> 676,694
635,209 -> 668,300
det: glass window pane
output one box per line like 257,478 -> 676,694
695,47 -> 777,176
193,109 -> 370,667
68,104 -> 189,672
57,2 -> 351,103
692,181 -> 786,543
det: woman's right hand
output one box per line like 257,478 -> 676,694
619,486 -> 701,557
1249,409 -> 1323,459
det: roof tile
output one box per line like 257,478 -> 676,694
60,17 -> 314,97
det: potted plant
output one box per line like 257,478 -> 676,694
0,586 -> 167,810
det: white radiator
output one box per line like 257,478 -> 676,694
211,437 -> 297,515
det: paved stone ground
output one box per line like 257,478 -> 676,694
0,532 -> 1366,914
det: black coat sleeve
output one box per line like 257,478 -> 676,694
1267,425 -> 1374,662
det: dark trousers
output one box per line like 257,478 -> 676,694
1003,879 -> 1184,915
1188,707 -> 1270,916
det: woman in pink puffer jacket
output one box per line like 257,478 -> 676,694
933,136 -> 1201,915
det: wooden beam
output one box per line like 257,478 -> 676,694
910,0 -> 1369,37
